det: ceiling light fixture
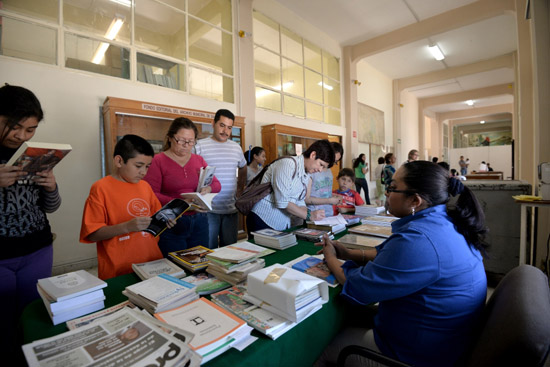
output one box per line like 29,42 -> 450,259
92,17 -> 125,64
110,0 -> 131,7
428,44 -> 445,61
465,100 -> 474,106
317,81 -> 333,91
480,120 -> 486,124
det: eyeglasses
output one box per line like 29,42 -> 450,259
172,136 -> 195,146
386,186 -> 416,195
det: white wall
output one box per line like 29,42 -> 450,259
450,145 -> 513,179
398,90 -> 420,166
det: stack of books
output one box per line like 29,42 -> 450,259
168,246 -> 213,273
354,204 -> 386,216
207,258 -> 265,285
155,298 -> 255,364
348,223 -> 392,238
123,273 -> 199,313
245,264 -> 328,323
37,270 -> 107,325
181,273 -> 232,296
132,258 -> 186,280
251,228 -> 298,249
341,214 -> 363,225
293,228 -> 334,242
306,221 -> 346,235
211,284 -> 302,340
360,215 -> 398,227
337,233 -> 385,250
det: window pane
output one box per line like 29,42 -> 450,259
254,48 -> 280,88
1,17 -> 57,65
323,78 -> 340,109
282,59 -> 304,97
284,95 -> 305,118
65,33 -> 130,79
189,18 -> 233,75
2,0 -> 58,22
256,87 -> 281,112
281,27 -> 302,63
253,11 -> 279,53
304,39 -> 322,73
137,53 -> 185,91
135,0 -> 186,61
157,0 -> 185,12
189,0 -> 232,31
64,0 -> 131,44
305,69 -> 322,103
323,52 -> 340,81
189,67 -> 234,103
307,102 -> 323,121
325,107 -> 341,126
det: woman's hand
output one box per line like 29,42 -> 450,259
315,234 -> 348,260
0,164 -> 26,187
310,209 -> 325,221
199,186 -> 212,195
34,170 -> 57,192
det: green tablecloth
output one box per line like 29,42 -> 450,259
21,237 -> 348,367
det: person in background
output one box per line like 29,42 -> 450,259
316,161 -> 487,367
244,146 -> 266,185
451,168 -> 467,181
306,142 -> 344,217
432,156 -> 439,163
374,156 -> 386,206
144,118 -> 221,256
80,135 -> 168,279
479,161 -> 488,172
353,153 -> 371,205
459,155 -> 469,175
487,163 -> 494,172
382,152 -> 396,189
332,168 -> 365,215
247,139 -> 335,235
194,109 -> 247,248
0,85 -> 61,361
404,149 -> 419,164
437,161 -> 450,172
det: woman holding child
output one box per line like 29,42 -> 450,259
316,161 -> 487,367
144,117 -> 221,256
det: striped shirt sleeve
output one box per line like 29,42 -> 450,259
40,185 -> 62,213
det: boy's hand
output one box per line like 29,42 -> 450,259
328,195 -> 342,205
0,164 -> 27,187
126,217 -> 152,232
310,209 -> 325,221
166,218 -> 177,229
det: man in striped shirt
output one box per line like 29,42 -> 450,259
194,109 -> 247,248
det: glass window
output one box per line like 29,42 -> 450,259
304,39 -> 322,73
2,0 -> 58,22
156,0 -> 185,12
282,59 -> 304,97
284,95 -> 305,118
189,66 -> 233,103
305,69 -> 323,103
325,107 -> 341,126
307,102 -> 323,121
253,11 -> 280,53
323,77 -> 340,109
189,18 -> 233,75
323,52 -> 340,81
1,17 -> 57,65
135,0 -> 186,61
188,0 -> 232,31
65,33 -> 130,79
254,48 -> 281,88
281,27 -> 302,63
64,0 -> 131,44
137,53 -> 185,91
256,87 -> 281,112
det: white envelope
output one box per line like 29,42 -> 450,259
247,264 -> 329,322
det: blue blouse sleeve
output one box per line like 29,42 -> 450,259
341,230 -> 440,305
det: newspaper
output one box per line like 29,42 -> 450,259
23,307 -> 201,367
66,301 -> 136,330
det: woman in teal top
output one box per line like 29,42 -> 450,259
353,153 -> 370,204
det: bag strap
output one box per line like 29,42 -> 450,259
246,156 -> 298,188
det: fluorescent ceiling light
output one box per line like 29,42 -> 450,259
480,120 -> 486,124
428,45 -> 445,61
110,0 -> 131,7
92,17 -> 124,64
317,81 -> 333,91
465,100 -> 474,106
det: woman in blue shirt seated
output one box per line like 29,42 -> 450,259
316,160 -> 487,367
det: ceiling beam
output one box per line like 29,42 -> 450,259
420,83 -> 513,109
447,112 -> 513,125
351,0 -> 515,63
438,103 -> 513,121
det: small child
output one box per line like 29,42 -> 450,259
332,168 -> 365,215
80,135 -> 164,280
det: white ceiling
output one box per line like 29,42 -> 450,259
273,0 -> 517,122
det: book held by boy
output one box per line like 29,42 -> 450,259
132,258 -> 186,280
348,223 -> 392,238
168,246 -> 213,273
6,141 -> 72,183
144,198 -> 192,237
337,233 -> 385,249
180,192 -> 218,211
251,228 -> 298,250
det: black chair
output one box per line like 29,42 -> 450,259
337,265 -> 550,367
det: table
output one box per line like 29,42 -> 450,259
20,235 -> 349,367
465,171 -> 504,180
516,199 -> 550,265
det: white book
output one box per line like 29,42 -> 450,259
180,192 -> 218,211
37,285 -> 105,315
125,273 -> 196,309
242,292 -> 325,323
47,300 -> 105,326
246,264 -> 328,322
37,270 -> 107,302
132,258 -> 186,280
207,241 -> 271,264
6,141 -> 72,183
197,166 -> 216,191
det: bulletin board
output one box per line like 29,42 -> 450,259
358,103 -> 385,145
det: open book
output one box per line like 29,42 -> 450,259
197,166 -> 216,191
145,198 -> 192,237
180,192 -> 218,211
6,141 -> 72,183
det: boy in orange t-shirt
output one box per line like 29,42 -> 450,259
80,135 -> 168,280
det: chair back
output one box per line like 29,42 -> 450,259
465,265 -> 550,367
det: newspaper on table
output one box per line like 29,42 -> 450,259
22,307 -> 201,367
